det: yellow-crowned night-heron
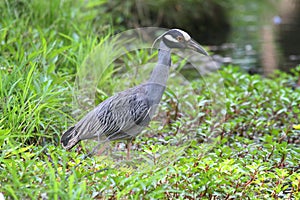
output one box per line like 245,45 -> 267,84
61,29 -> 208,158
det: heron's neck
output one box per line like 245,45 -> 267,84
148,41 -> 171,85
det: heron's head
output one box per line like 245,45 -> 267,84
161,29 -> 208,56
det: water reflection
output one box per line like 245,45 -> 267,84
210,0 -> 300,75
277,2 -> 300,72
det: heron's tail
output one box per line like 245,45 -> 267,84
61,126 -> 80,150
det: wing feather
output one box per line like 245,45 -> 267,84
73,85 -> 151,141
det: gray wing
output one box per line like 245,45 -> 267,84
75,86 -> 152,141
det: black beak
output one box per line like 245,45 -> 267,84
187,39 -> 209,56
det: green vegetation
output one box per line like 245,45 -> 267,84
1,0 -> 299,199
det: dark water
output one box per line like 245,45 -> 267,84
210,1 -> 300,74
277,8 -> 300,72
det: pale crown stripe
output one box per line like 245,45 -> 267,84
174,29 -> 191,41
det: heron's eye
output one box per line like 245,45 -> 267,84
177,36 -> 184,42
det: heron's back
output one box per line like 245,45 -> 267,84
61,83 -> 165,149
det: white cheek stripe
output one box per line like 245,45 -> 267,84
164,34 -> 179,43
174,29 -> 191,41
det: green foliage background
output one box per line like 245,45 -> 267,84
0,0 -> 299,199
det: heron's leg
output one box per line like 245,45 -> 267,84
96,142 -> 109,156
126,140 -> 131,160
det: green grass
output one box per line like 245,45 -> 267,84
1,0 -> 300,199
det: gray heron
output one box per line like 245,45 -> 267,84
61,29 -> 208,159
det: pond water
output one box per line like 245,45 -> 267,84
209,1 -> 300,75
